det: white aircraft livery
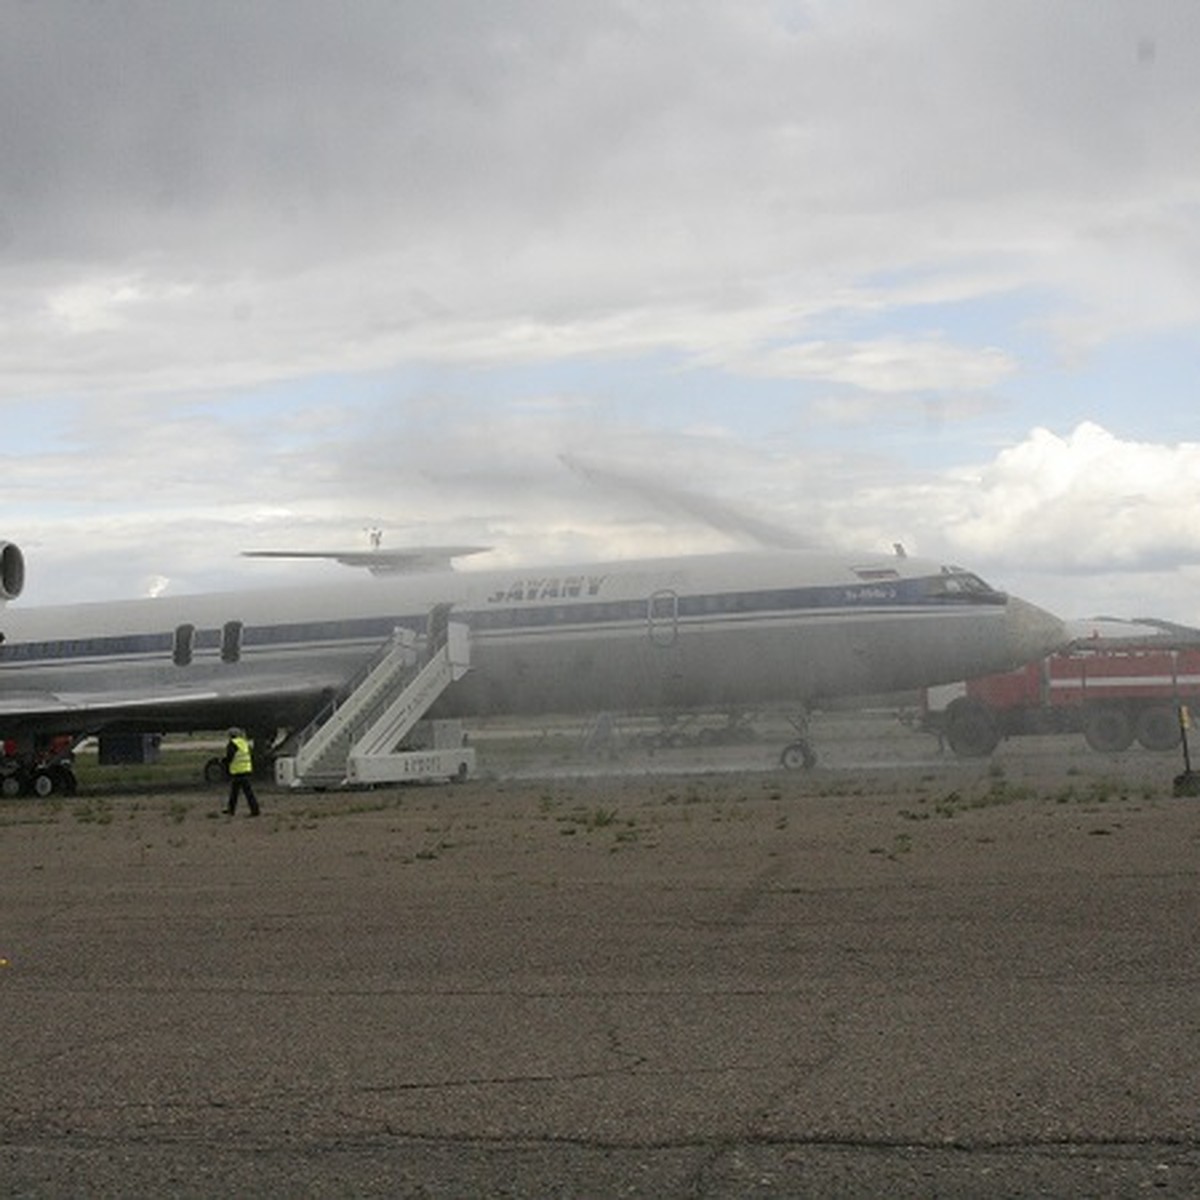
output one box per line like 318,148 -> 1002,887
0,540 -> 1066,792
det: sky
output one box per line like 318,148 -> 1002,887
2,0 -> 1200,624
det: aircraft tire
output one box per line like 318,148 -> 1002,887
1135,705 -> 1180,751
780,740 -> 816,770
944,698 -> 1000,757
1083,706 -> 1134,753
49,764 -> 77,795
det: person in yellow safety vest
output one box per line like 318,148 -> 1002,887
222,727 -> 260,817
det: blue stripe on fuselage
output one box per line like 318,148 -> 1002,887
0,576 -> 1002,666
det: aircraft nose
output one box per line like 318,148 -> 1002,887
1005,595 -> 1069,665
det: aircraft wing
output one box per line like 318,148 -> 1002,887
0,674 -> 330,735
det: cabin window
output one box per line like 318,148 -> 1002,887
221,620 -> 244,664
648,589 -> 679,648
173,623 -> 195,667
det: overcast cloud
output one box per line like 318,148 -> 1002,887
2,1 -> 1199,625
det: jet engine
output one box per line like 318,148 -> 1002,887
0,542 -> 25,601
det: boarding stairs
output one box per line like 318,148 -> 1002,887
275,604 -> 474,789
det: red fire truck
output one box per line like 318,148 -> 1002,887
922,631 -> 1200,757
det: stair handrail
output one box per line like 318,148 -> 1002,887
290,624 -> 417,758
289,604 -> 459,766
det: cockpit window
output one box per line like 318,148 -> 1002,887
928,568 -> 1006,602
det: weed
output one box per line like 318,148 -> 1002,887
559,806 -> 621,832
933,789 -> 963,818
1085,776 -> 1128,805
0,811 -> 59,827
413,838 -> 454,861
1044,775 -> 1131,807
73,798 -> 114,825
976,778 -> 1035,809
71,747 -> 217,796
869,833 -> 913,861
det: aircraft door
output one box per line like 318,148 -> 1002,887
221,620 -> 244,663
648,589 -> 679,647
172,623 -> 196,667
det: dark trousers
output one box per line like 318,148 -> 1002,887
226,774 -> 260,815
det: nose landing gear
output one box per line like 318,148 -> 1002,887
779,711 -> 817,770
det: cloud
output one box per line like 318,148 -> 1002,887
733,336 -> 1016,392
2,4 -> 1199,636
804,390 -> 1008,429
1,1 -> 1198,400
941,423 -> 1200,572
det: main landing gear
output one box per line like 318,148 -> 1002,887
779,712 -> 817,770
779,740 -> 817,769
1,732 -> 81,798
0,756 -> 78,798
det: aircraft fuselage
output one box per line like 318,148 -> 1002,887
0,549 -> 1065,741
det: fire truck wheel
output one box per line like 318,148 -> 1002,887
1135,705 -> 1180,751
944,698 -> 1000,757
1083,706 -> 1133,753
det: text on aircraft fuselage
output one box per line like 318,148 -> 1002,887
486,575 -> 609,604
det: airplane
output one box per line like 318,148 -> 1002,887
0,537 -> 1067,795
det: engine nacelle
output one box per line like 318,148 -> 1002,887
0,542 -> 25,601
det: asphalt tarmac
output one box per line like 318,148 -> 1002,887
3,729 -> 1200,1196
